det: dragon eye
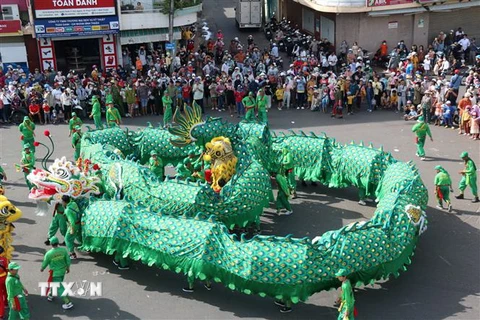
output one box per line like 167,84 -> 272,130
56,168 -> 70,179
1,207 -> 8,215
215,151 -> 222,157
9,209 -> 16,214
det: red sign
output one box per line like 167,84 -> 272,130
366,0 -> 414,7
0,20 -> 22,35
32,0 -> 116,19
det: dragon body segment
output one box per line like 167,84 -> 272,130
28,104 -> 429,306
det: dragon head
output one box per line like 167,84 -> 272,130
0,195 -> 22,226
28,156 -> 101,201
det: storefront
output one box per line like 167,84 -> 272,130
0,19 -> 28,72
31,0 -> 120,73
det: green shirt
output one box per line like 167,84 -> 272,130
434,172 -> 451,186
19,121 -> 35,139
242,96 -> 255,109
41,247 -> 71,277
54,203 -> 65,216
412,122 -> 432,138
72,132 -> 82,149
65,201 -> 80,230
6,274 -> 25,302
162,96 -> 173,107
465,159 -> 477,178
256,95 -> 268,111
106,107 -> 121,124
282,152 -> 294,170
69,117 -> 83,132
91,100 -> 101,116
21,152 -> 35,169
149,156 -> 164,176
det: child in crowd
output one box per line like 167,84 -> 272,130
380,91 -> 389,109
389,89 -> 398,110
442,101 -> 454,128
275,85 -> 284,110
42,101 -> 52,124
404,105 -> 418,121
460,106 -> 472,135
433,102 -> 443,126
346,91 -> 355,115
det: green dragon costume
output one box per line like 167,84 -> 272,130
27,103 -> 429,307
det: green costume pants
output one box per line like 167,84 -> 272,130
93,115 -> 103,130
114,252 -> 129,268
459,175 -> 478,196
164,109 -> 172,126
257,109 -> 268,124
286,170 -> 296,193
8,295 -> 30,320
245,108 -> 255,121
416,136 -> 426,157
73,147 -> 81,161
338,308 -> 354,320
276,190 -> 292,211
48,214 -> 67,239
436,186 -> 451,205
48,275 -> 70,303
66,227 -> 82,253
22,138 -> 34,149
23,171 -> 33,190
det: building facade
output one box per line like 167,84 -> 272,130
282,0 -> 480,54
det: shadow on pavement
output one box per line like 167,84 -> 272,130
26,294 -> 140,320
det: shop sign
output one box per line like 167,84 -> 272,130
388,21 -> 398,29
366,0 -> 414,7
32,0 -> 117,19
0,20 -> 22,36
34,16 -> 119,38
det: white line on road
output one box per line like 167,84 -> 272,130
439,255 -> 452,266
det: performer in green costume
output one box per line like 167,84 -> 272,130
149,150 -> 164,181
256,89 -> 268,124
275,173 -> 293,216
281,148 -> 296,198
106,98 -> 121,127
18,116 -> 35,151
335,268 -> 355,320
111,81 -> 125,116
434,165 -> 453,212
411,116 -> 433,160
162,91 -> 173,128
175,158 -> 193,179
6,262 -> 30,320
20,144 -> 35,190
89,96 -> 103,130
456,152 -> 479,203
62,195 -> 82,259
40,236 -> 74,310
71,126 -> 82,161
242,92 -> 256,121
68,112 -> 83,137
45,203 -> 67,245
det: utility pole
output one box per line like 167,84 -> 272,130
168,0 -> 175,73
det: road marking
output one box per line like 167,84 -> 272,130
438,255 -> 452,266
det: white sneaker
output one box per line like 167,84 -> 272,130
436,205 -> 444,210
47,296 -> 53,302
62,302 -> 74,310
296,107 -> 300,110
358,200 -> 367,206
301,107 -> 305,110
447,203 -> 452,212
283,210 -> 293,216
420,157 -> 426,161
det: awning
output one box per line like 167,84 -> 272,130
120,28 -> 182,45
429,1 -> 480,12
368,7 -> 426,17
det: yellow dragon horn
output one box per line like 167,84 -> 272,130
169,103 -> 204,147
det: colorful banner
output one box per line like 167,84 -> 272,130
0,20 -> 22,36
366,0 -> 414,7
32,0 -> 117,19
34,16 -> 119,38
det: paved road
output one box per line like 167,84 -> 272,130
0,1 -> 479,319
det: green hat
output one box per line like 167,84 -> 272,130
106,98 -> 113,105
8,262 -> 21,270
71,112 -> 77,117
417,116 -> 424,122
150,150 -> 157,156
49,236 -> 59,245
460,151 -> 469,158
249,91 -> 253,95
23,144 -> 32,150
335,268 -> 348,277
434,165 -> 442,170
23,116 -> 30,122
